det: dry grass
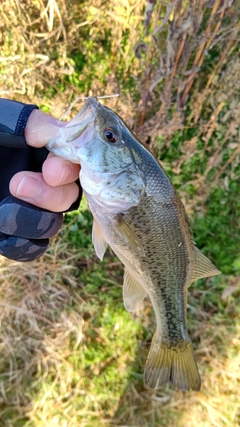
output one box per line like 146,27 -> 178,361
1,248 -> 239,426
0,1 -> 239,426
134,0 -> 240,209
0,0 -> 143,120
0,237 -> 83,422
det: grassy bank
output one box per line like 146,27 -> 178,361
0,1 -> 239,426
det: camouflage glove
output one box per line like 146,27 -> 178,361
0,196 -> 63,262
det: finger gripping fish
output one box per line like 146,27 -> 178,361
47,97 -> 220,391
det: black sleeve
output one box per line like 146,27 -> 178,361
0,98 -> 39,148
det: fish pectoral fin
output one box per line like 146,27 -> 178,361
115,216 -> 145,256
92,219 -> 108,261
123,269 -> 147,312
192,247 -> 221,281
144,335 -> 201,392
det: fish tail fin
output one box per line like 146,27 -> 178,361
144,335 -> 201,391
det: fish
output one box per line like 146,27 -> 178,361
46,97 -> 220,391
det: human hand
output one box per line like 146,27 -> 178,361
0,107 -> 81,261
10,109 -> 81,212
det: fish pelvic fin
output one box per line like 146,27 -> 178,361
192,247 -> 220,281
92,219 -> 108,261
123,268 -> 147,312
144,335 -> 201,391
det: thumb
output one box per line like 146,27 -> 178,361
24,109 -> 66,148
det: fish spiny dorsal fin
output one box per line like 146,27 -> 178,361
123,268 -> 147,312
144,335 -> 201,391
92,219 -> 108,261
192,247 -> 220,281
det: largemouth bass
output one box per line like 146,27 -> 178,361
47,97 -> 220,391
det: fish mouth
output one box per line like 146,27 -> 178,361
65,121 -> 89,143
47,97 -> 101,153
64,97 -> 100,143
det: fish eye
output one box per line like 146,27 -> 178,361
104,127 -> 118,143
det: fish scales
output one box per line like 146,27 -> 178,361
120,193 -> 191,341
47,96 -> 220,391
90,137 -> 193,344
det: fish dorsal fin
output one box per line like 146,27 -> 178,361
192,247 -> 220,281
92,219 -> 108,261
115,216 -> 145,256
123,268 -> 147,312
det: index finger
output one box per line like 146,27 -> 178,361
24,109 -> 65,148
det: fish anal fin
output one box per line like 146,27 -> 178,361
192,247 -> 220,281
144,335 -> 201,392
92,219 -> 108,261
123,269 -> 147,313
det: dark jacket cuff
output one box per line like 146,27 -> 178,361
0,99 -> 38,148
66,181 -> 82,212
